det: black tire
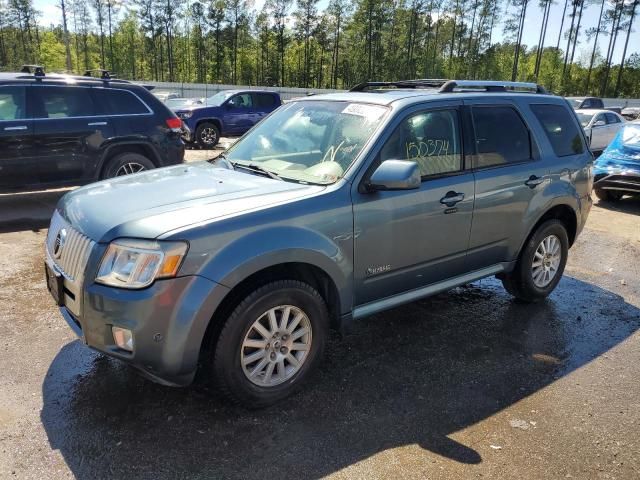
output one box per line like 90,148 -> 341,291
213,280 -> 329,408
195,122 -> 220,148
102,152 -> 155,179
501,219 -> 569,303
594,188 -> 623,202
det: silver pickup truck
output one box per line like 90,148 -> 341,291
45,80 -> 593,407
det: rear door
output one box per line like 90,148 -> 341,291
252,93 -> 279,125
0,85 -> 37,188
463,99 -> 549,271
605,112 -> 623,146
31,85 -> 114,184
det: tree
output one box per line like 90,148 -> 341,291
614,0 -> 639,96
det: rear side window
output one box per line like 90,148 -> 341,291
530,104 -> 585,157
92,88 -> 150,115
255,93 -> 277,108
31,86 -> 94,118
471,106 -> 531,168
605,112 -> 620,124
0,86 -> 26,120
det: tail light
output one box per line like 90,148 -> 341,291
166,117 -> 183,132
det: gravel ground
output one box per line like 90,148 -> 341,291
1,162 -> 639,479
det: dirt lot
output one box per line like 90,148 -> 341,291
1,156 -> 639,479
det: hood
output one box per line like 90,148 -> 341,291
176,104 -> 221,114
59,162 -> 324,242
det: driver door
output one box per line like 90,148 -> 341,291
352,101 -> 475,306
224,93 -> 254,135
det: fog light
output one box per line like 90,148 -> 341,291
112,326 -> 134,352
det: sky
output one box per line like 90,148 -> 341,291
34,0 -> 639,66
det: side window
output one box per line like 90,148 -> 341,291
229,93 -> 253,109
255,93 -> 276,108
594,113 -> 606,125
32,86 -> 94,118
530,104 -> 585,156
605,113 -> 620,124
0,86 -> 26,120
380,109 -> 462,177
471,106 -> 531,168
92,88 -> 150,115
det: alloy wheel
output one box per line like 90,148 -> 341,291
115,162 -> 146,176
240,305 -> 312,387
531,234 -> 562,288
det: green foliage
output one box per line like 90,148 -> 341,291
0,0 -> 639,97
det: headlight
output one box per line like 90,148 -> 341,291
96,239 -> 188,289
178,111 -> 193,119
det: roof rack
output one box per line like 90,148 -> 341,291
20,64 -> 45,77
84,69 -> 114,80
439,80 -> 548,94
350,79 -> 449,92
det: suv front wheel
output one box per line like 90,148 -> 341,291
212,280 -> 329,408
501,219 -> 569,303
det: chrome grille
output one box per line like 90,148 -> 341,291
46,210 -> 95,282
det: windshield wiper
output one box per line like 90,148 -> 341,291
232,162 -> 283,181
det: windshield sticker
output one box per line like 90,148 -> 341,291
342,104 -> 386,122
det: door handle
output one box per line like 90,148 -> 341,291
4,125 -> 28,131
440,191 -> 465,207
524,175 -> 544,188
88,122 -> 108,126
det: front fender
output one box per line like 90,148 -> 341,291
197,226 -> 352,314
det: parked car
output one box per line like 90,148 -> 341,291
621,107 -> 640,121
166,97 -> 203,110
45,80 -> 592,407
593,122 -> 640,202
0,67 -> 185,191
575,109 -> 626,152
568,96 -> 605,110
174,89 -> 282,148
567,96 -> 623,114
153,91 -> 180,103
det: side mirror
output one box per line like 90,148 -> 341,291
594,120 -> 606,127
368,160 -> 421,191
224,102 -> 233,110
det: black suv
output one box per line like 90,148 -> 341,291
0,67 -> 185,191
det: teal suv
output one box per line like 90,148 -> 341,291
45,80 -> 593,407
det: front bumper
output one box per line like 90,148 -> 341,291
594,172 -> 640,194
58,274 -> 229,386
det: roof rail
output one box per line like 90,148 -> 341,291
84,69 -> 114,80
439,80 -> 548,94
350,79 -> 449,92
20,64 -> 45,77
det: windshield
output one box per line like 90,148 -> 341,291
569,99 -> 583,109
205,91 -> 234,106
224,100 -> 389,184
576,112 -> 594,127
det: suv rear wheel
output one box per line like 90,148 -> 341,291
501,219 -> 569,303
212,280 -> 329,408
103,152 -> 155,179
196,122 -> 220,148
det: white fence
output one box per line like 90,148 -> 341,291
146,81 -> 640,107
146,81 -> 344,101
